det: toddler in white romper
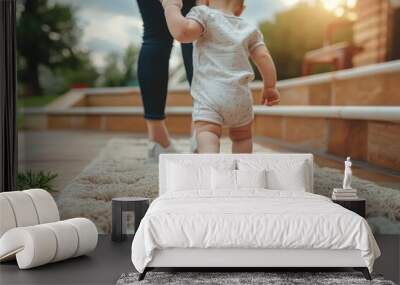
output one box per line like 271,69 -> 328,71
187,5 -> 264,127
162,0 -> 280,153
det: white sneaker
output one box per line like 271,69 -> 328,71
148,140 -> 179,162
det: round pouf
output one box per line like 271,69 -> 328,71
112,197 -> 150,242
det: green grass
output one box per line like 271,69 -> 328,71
17,94 -> 58,129
17,94 -> 58,109
17,170 -> 58,192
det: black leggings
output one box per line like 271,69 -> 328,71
137,0 -> 195,120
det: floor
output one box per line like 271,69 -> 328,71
18,131 -> 135,195
0,235 -> 134,285
18,130 -> 400,196
0,235 -> 399,285
8,130 -> 400,284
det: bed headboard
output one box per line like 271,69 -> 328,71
159,154 -> 314,195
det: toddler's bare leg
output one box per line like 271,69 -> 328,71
195,121 -> 222,153
229,122 -> 253,153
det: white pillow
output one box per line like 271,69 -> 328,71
211,169 -> 268,190
267,166 -> 307,191
167,163 -> 211,191
236,169 -> 267,189
238,159 -> 309,191
167,160 -> 236,191
211,168 -> 236,190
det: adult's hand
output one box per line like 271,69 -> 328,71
160,0 -> 183,9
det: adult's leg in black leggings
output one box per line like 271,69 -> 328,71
136,0 -> 195,148
137,0 -> 173,121
181,43 -> 193,84
137,0 -> 174,148
181,0 -> 196,141
138,42 -> 172,120
181,0 -> 196,84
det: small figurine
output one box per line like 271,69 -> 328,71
343,157 -> 352,189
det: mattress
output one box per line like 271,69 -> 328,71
131,190 -> 380,273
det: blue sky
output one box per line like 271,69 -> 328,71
54,0 -> 296,68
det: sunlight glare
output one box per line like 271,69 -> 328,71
322,0 -> 358,11
322,0 -> 342,11
281,0 -> 301,7
334,6 -> 345,17
280,0 -> 358,18
347,0 -> 357,8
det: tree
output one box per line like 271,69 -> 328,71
54,51 -> 99,93
259,1 -> 353,79
100,44 -> 139,87
17,0 -> 82,96
101,53 -> 124,87
121,44 -> 139,86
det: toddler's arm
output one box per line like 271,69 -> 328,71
250,46 -> 280,106
161,0 -> 203,43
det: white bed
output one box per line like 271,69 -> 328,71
131,154 -> 380,281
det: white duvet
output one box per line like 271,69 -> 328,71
131,190 -> 380,273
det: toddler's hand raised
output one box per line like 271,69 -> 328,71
160,0 -> 183,9
262,87 -> 280,106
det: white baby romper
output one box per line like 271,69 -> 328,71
187,5 -> 265,127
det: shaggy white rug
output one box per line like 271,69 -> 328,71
57,138 -> 400,234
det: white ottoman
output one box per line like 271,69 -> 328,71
0,189 -> 98,269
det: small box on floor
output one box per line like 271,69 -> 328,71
332,188 -> 358,200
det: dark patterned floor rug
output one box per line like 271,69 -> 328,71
116,271 -> 395,285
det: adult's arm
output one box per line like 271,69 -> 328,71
161,0 -> 203,43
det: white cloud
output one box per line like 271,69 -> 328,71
280,0 -> 301,7
54,0 -> 295,68
53,0 -> 140,17
76,8 -> 143,68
